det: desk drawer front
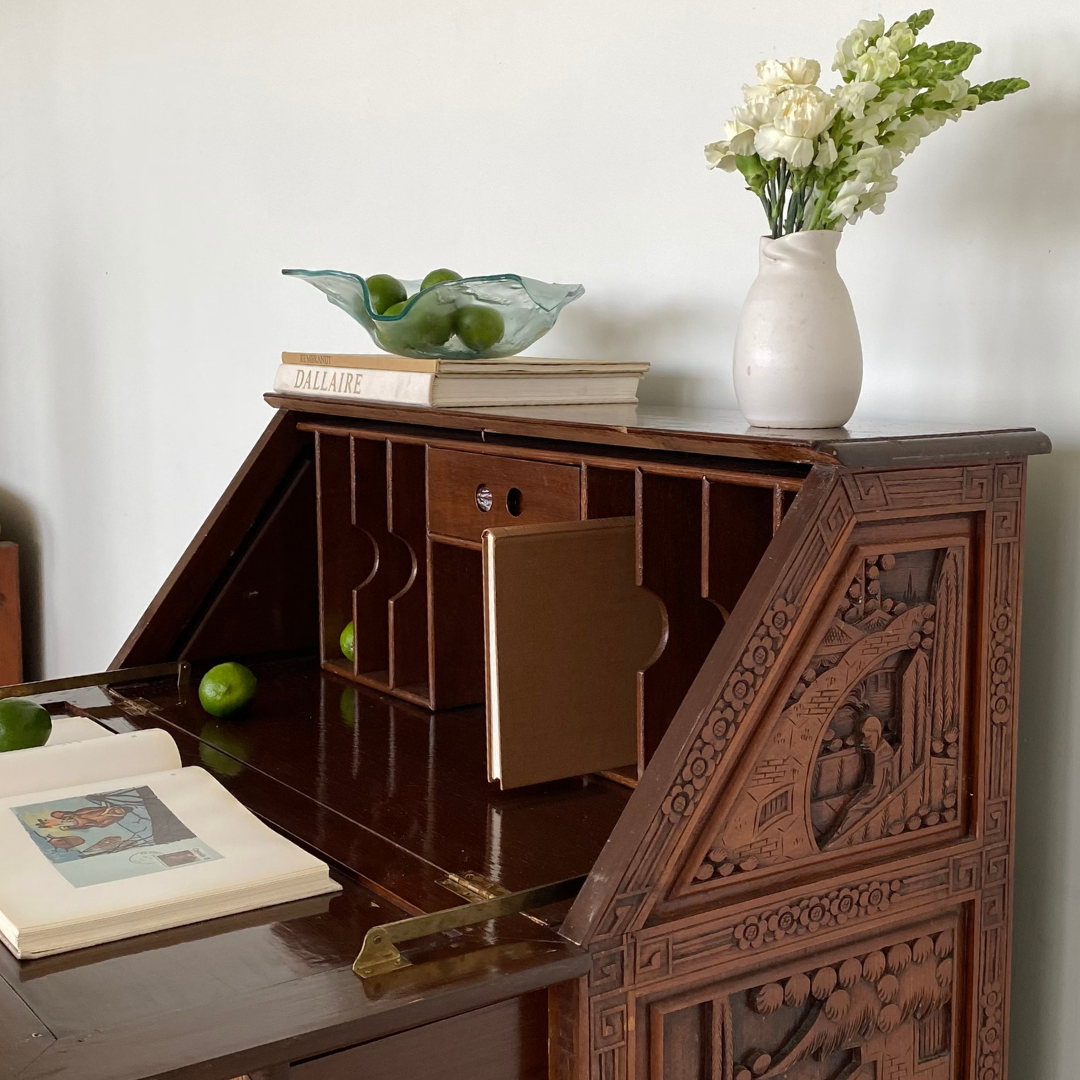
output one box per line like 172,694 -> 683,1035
427,448 -> 581,543
288,992 -> 547,1080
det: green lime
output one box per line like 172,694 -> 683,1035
421,268 -> 462,290
455,305 -> 505,352
365,274 -> 407,315
198,662 -> 257,718
0,698 -> 52,753
339,687 -> 357,727
377,294 -> 455,353
383,300 -> 406,317
340,621 -> 355,662
198,720 -> 250,778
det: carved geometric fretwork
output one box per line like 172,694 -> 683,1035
557,457 -> 1033,1080
693,542 -> 968,884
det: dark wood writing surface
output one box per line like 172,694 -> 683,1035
0,722 -> 587,1080
1,401 -> 1049,1080
112,661 -> 632,903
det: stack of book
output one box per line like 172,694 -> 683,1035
273,352 -> 650,408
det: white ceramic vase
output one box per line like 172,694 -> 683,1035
733,229 -> 862,428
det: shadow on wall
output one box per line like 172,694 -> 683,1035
1011,447 -> 1080,1079
0,487 -> 42,681
557,300 -> 742,408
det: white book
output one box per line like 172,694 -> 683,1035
0,727 -> 340,958
273,354 -> 649,408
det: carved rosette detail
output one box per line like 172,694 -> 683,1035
661,599 -> 797,823
979,982 -> 1005,1080
989,605 -> 1014,726
732,880 -> 898,950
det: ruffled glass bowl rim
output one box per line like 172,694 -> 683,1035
281,268 -> 584,322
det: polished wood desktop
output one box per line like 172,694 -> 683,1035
0,398 -> 1049,1080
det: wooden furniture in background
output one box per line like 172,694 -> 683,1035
0,541 -> 21,685
0,400 -> 1049,1080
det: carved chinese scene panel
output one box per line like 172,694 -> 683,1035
643,917 -> 963,1080
684,518 -> 978,893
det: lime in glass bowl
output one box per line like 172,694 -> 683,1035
282,268 -> 584,360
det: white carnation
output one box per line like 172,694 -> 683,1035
734,92 -> 780,129
755,56 -> 822,92
723,118 -> 757,156
754,85 -> 839,168
704,140 -> 738,172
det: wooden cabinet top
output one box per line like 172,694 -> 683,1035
265,392 -> 1051,467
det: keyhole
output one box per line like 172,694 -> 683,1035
506,488 -> 523,516
475,484 -> 493,512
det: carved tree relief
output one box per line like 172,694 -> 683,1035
719,927 -> 956,1080
695,545 -> 967,883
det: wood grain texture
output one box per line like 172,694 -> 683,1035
179,460 -> 318,663
426,446 -> 581,543
112,410 -> 314,668
289,991 -> 548,1080
112,662 -> 632,901
268,394 -> 1051,466
0,543 -> 21,685
638,472 -> 727,770
18,400 -> 1043,1080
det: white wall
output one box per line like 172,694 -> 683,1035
0,0 -> 1075,1070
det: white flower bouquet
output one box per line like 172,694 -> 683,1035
705,9 -> 1028,236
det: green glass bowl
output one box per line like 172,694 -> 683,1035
282,269 -> 584,360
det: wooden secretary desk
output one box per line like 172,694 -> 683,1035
0,397 -> 1049,1080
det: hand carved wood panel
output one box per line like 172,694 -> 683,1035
693,541 -> 969,884
556,458 -> 1033,1080
645,921 -> 959,1080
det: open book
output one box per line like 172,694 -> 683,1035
0,720 -> 340,958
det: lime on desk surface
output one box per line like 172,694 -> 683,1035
340,621 -> 355,663
0,698 -> 52,753
198,663 -> 257,718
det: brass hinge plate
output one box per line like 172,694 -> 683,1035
352,874 -> 586,980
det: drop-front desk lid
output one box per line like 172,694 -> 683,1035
264,393 -> 1052,467
0,667 -> 591,1080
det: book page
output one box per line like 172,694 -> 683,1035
0,728 -> 181,801
0,766 -> 336,936
45,715 -> 113,746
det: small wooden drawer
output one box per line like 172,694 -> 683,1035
427,448 -> 581,543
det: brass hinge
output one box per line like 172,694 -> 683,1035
352,874 -> 586,980
0,662 -> 191,701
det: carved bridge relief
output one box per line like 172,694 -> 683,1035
692,544 -> 968,885
648,924 -> 958,1080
